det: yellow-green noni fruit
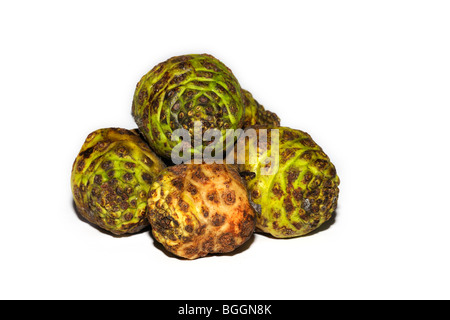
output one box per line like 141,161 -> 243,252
236,126 -> 340,238
71,128 -> 166,235
132,54 -> 245,160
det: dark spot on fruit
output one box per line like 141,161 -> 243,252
141,172 -> 153,183
168,165 -> 187,175
86,132 -> 96,141
287,169 -> 299,184
230,103 -> 238,114
79,147 -> 94,159
293,221 -> 303,230
284,197 -> 294,213
95,141 -> 110,152
209,91 -> 219,101
218,233 -> 235,251
221,105 -> 228,114
240,171 -> 256,181
300,151 -> 312,160
73,185 -> 81,200
226,81 -> 236,94
212,213 -> 226,226
301,138 -> 316,148
201,60 -> 219,72
308,189 -> 320,199
272,183 -> 283,199
311,204 -> 320,213
142,107 -> 149,124
240,216 -> 255,238
115,186 -> 124,195
101,161 -> 112,170
303,172 -> 313,183
153,63 -> 165,74
202,207 -> 209,218
138,90 -> 148,105
185,225 -> 193,233
323,179 -> 333,188
197,71 -> 213,78
222,190 -> 236,205
281,149 -> 296,163
123,173 -> 133,181
179,200 -> 189,212
281,227 -> 296,236
185,90 -> 195,98
187,184 -> 197,195
116,128 -> 129,135
77,160 -> 85,172
94,175 -> 102,185
172,73 -> 186,84
184,246 -> 199,257
158,215 -> 179,231
315,159 -> 328,169
123,212 -> 133,221
153,78 -> 167,93
207,191 -> 218,203
107,178 -> 118,188
251,188 -> 261,200
171,177 -> 184,190
197,224 -> 206,235
293,188 -> 303,202
176,61 -> 188,71
328,165 -> 337,178
193,80 -> 208,88
151,99 -> 159,112
202,237 -> 214,252
205,106 -> 214,115
171,55 -> 191,64
125,162 -> 136,169
199,95 -> 209,104
281,130 -> 299,141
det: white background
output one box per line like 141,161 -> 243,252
1,0 -> 449,300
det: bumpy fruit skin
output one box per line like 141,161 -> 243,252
147,163 -> 256,259
132,54 -> 245,160
71,128 -> 166,235
242,89 -> 280,128
236,126 -> 340,238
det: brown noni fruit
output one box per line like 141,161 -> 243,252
147,163 -> 256,259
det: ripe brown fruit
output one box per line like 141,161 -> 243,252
147,163 -> 256,259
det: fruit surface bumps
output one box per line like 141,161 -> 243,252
71,128 -> 166,235
242,89 -> 280,128
147,163 -> 256,259
236,126 -> 340,238
132,54 -> 245,160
